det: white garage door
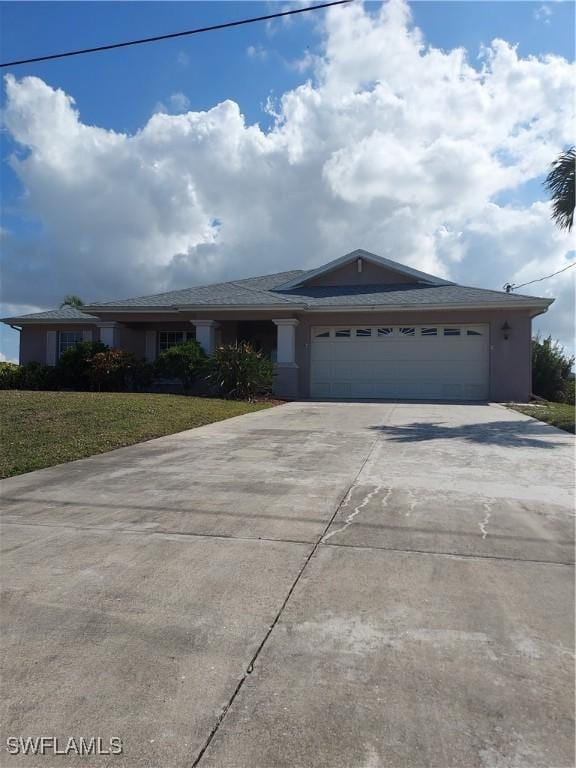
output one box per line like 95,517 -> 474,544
310,324 -> 489,400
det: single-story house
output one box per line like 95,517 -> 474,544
3,250 -> 553,402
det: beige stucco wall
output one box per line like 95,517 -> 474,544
19,325 -> 99,365
307,261 -> 419,286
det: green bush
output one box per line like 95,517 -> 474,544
532,335 -> 574,402
154,340 -> 206,387
206,342 -> 274,400
88,348 -> 149,391
19,362 -> 58,390
0,361 -> 58,390
0,362 -> 20,389
56,341 -> 107,390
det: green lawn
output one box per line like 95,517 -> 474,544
0,391 -> 273,478
508,401 -> 575,434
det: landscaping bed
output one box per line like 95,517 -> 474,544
0,391 -> 273,478
507,401 -> 575,434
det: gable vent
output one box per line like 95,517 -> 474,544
357,257 -> 363,273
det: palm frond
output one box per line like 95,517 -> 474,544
544,147 -> 575,232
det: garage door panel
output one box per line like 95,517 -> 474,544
310,325 -> 489,400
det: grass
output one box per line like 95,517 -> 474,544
0,390 -> 273,478
507,401 -> 575,434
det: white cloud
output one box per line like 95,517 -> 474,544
153,91 -> 191,115
534,4 -> 553,24
2,0 -> 575,357
246,44 -> 268,61
176,51 -> 190,68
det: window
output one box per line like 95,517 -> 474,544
421,327 -> 438,336
443,328 -> 461,336
158,331 -> 194,352
400,327 -> 415,336
314,329 -> 331,338
335,328 -> 351,338
58,331 -> 83,357
377,327 -> 394,336
356,328 -> 372,337
467,329 -> 483,336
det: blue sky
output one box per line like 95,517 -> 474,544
1,1 -> 574,362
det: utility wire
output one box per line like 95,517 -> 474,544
503,260 -> 576,293
0,0 -> 352,68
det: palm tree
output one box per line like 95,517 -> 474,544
544,147 -> 575,232
60,294 -> 85,308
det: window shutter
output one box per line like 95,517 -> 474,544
82,329 -> 93,342
145,330 -> 157,362
46,331 -> 57,366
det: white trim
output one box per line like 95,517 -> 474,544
145,330 -> 157,362
271,318 -> 299,327
46,331 -> 57,366
275,249 -> 455,290
273,318 -> 299,364
192,320 -> 219,355
98,323 -> 117,347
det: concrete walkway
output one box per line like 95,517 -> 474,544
1,402 -> 573,767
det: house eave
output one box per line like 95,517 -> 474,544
303,301 -> 553,313
1,317 -> 98,326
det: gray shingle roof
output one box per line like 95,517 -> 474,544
3,268 -> 551,324
82,270 -> 306,308
4,307 -> 100,322
276,283 -> 549,308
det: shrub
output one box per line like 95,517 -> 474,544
18,362 -> 58,390
0,361 -> 58,390
88,348 -> 147,391
0,362 -> 20,389
532,335 -> 574,402
56,341 -> 106,390
206,342 -> 274,400
154,340 -> 206,387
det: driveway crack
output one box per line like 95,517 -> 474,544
190,431 -> 383,767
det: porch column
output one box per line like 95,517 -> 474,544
192,320 -> 219,355
272,319 -> 299,399
98,322 -> 119,348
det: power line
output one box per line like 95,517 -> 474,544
0,0 -> 352,68
503,260 -> 576,293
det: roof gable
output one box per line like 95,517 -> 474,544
275,249 -> 454,290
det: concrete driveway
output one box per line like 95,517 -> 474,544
1,402 -> 574,768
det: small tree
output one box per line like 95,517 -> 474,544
154,340 -> 206,388
60,294 -> 85,308
532,335 -> 574,402
205,342 -> 274,400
